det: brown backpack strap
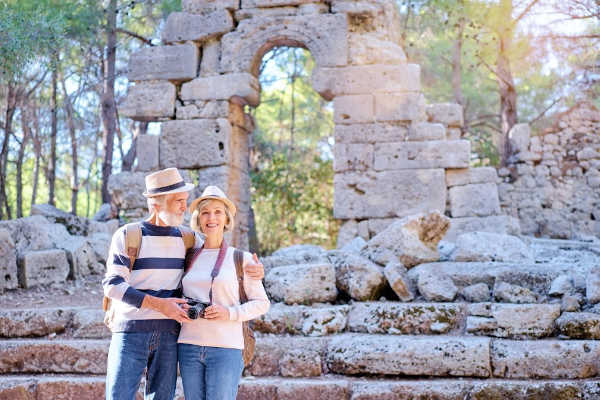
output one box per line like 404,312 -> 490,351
124,222 -> 142,271
234,249 -> 248,303
180,226 -> 196,252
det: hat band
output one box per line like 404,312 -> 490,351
147,180 -> 186,194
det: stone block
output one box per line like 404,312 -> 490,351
279,348 -> 322,377
446,167 -> 497,187
374,92 -> 426,122
491,339 -> 600,378
72,309 -> 110,338
407,122 -> 446,141
336,220 -> 358,249
199,38 -> 221,76
467,303 -> 560,338
243,0 -> 317,6
60,236 -> 103,278
162,10 -> 234,43
334,169 -> 446,220
181,73 -> 260,107
220,14 -> 348,74
264,263 -> 337,305
426,103 -> 464,127
587,269 -> 600,304
334,123 -> 407,144
135,134 -> 159,172
312,64 -> 420,100
333,143 -> 373,172
461,283 -> 491,302
348,33 -> 407,65
0,216 -> 71,255
0,340 -> 108,374
333,95 -> 374,124
447,127 -> 461,140
556,312 -> 600,339
327,251 -> 385,301
0,228 -> 18,291
276,379 -> 350,399
493,281 -> 538,304
234,7 -> 298,21
449,183 -> 501,217
120,81 -> 175,120
176,100 -> 229,120
327,334 -> 491,377
361,211 -> 449,267
348,302 -> 464,334
183,0 -> 238,14
0,308 -> 72,337
159,119 -> 237,169
18,249 -> 69,288
340,236 -> 366,254
418,269 -> 458,301
128,43 -> 198,82
373,140 -> 470,170
450,232 -> 534,263
444,215 -> 521,241
107,171 -> 147,210
383,261 -> 414,301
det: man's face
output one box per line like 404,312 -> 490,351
158,192 -> 189,226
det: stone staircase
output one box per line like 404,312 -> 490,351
2,235 -> 600,399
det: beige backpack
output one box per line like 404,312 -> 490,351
102,222 -> 195,330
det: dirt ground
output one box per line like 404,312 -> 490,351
0,275 -> 104,310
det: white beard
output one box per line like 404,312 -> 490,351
158,210 -> 184,227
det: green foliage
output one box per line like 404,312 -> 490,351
251,47 -> 339,254
0,1 -> 67,80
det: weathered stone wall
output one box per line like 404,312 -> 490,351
115,0 -> 514,249
498,102 -> 600,239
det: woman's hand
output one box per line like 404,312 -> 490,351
244,253 -> 265,280
204,304 -> 230,320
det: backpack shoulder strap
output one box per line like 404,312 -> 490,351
233,249 -> 248,303
179,226 -> 196,251
124,222 -> 142,272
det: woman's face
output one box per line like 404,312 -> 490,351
198,200 -> 227,237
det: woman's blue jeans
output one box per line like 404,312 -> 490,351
178,343 -> 244,400
106,331 -> 179,400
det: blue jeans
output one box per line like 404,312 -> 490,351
106,330 -> 179,400
178,344 -> 244,400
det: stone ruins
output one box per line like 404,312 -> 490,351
1,0 -> 599,399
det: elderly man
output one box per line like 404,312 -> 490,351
102,168 -> 263,400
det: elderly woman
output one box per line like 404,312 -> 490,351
178,186 -> 270,400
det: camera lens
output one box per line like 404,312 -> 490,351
187,307 -> 198,320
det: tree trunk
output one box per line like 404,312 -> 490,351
122,121 -> 147,171
452,18 -> 465,107
31,104 -> 42,210
48,56 -> 59,206
0,83 -> 16,220
61,79 -> 79,215
16,106 -> 32,218
496,0 -> 518,166
100,0 -> 117,204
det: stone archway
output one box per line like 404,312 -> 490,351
117,0 -> 512,249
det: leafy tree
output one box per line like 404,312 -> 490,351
251,47 -> 338,254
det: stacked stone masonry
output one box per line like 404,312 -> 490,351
499,102 -> 600,239
115,0 -> 512,250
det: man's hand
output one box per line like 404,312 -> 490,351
204,304 -> 229,320
143,296 -> 191,324
244,253 -> 265,280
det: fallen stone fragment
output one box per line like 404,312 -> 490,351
328,251 -> 385,301
418,270 -> 458,302
461,283 -> 490,302
556,312 -> 600,339
493,281 -> 538,304
264,263 -> 337,305
383,261 -> 415,301
450,232 -> 533,263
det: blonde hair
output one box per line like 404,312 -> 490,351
190,199 -> 235,233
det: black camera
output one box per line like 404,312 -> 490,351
185,297 -> 210,320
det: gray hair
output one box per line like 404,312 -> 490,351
190,199 -> 235,233
147,195 -> 167,214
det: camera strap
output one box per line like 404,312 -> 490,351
183,240 -> 228,304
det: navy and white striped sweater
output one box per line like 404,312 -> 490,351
102,221 -> 201,332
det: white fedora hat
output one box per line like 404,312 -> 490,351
189,186 -> 236,216
143,168 -> 195,197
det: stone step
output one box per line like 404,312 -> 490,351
3,333 -> 600,379
5,302 -> 600,341
2,375 -> 600,400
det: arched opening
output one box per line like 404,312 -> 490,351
249,46 -> 339,255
